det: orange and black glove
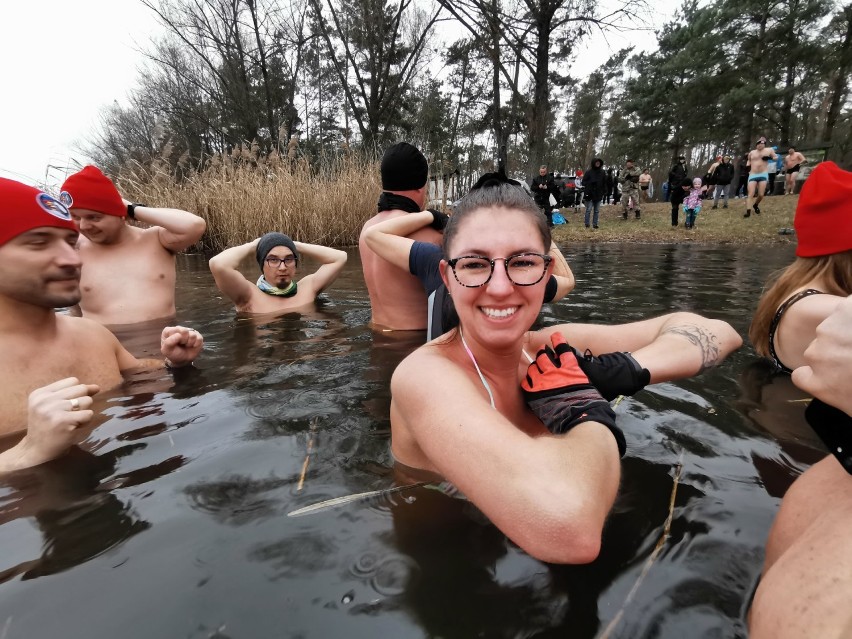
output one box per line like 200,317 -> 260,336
522,332 -> 626,456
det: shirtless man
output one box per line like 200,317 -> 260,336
208,232 -> 347,313
744,137 -> 778,218
783,147 -> 807,195
750,294 -> 852,638
0,178 -> 203,474
359,142 -> 442,331
59,165 -> 207,325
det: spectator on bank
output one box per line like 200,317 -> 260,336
737,154 -> 750,198
638,169 -> 652,202
710,155 -> 734,209
530,165 -> 558,227
582,158 -> 606,229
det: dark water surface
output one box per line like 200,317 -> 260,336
0,243 -> 825,639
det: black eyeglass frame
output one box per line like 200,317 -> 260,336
265,256 -> 298,268
446,252 -> 552,288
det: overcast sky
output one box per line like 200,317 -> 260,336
0,0 -> 665,189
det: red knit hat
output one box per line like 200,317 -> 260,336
794,162 -> 852,257
0,178 -> 77,246
60,165 -> 126,217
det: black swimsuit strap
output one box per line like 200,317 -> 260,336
767,288 -> 825,373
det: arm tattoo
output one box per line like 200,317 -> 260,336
662,324 -> 721,373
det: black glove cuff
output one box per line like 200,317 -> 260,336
427,208 -> 449,231
805,399 -> 852,475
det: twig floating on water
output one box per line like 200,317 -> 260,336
596,450 -> 685,639
296,417 -> 319,493
287,481 -> 429,517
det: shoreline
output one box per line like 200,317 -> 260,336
549,195 -> 799,246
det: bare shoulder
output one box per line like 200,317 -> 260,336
57,314 -> 120,344
783,291 -> 844,325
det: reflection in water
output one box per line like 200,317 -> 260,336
0,245 -> 810,639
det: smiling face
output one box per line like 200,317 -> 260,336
0,227 -> 82,308
440,206 -> 552,351
70,208 -> 125,244
262,245 -> 298,288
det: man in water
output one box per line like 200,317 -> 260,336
744,137 -> 778,218
0,178 -> 203,473
209,232 -> 347,313
59,165 -> 207,326
783,147 -> 806,195
359,142 -> 443,331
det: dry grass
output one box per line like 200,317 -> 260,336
552,194 -> 799,247
115,149 -> 381,252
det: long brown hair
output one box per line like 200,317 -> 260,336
749,251 -> 852,357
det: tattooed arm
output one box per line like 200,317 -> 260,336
532,312 -> 743,383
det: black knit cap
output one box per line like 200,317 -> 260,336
256,232 -> 299,270
381,142 -> 428,191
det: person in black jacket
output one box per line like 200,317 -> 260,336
530,165 -> 558,227
582,158 -> 606,229
710,155 -> 734,209
668,155 -> 688,226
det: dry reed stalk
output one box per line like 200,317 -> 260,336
296,417 -> 319,492
596,451 -> 685,639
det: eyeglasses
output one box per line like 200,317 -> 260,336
265,256 -> 297,268
446,253 -> 552,288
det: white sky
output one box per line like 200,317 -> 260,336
0,0 -> 669,190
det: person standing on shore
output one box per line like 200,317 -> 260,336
582,158 -> 606,229
619,159 -> 641,219
784,147 -> 807,195
59,165 -> 206,327
710,155 -> 734,209
668,155 -> 688,225
744,137 -> 778,218
531,165 -> 558,227
359,142 -> 442,331
638,169 -> 652,203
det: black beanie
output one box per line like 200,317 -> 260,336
256,232 -> 299,270
381,142 -> 428,191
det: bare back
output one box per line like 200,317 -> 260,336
78,225 -> 177,325
359,211 -> 442,331
0,315 -> 124,436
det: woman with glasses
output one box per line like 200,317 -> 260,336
209,232 -> 347,313
389,183 -> 742,563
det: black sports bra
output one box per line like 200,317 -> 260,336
767,288 -> 825,373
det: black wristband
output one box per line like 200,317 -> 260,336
127,202 -> 145,219
805,398 -> 852,475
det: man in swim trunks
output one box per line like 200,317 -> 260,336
60,165 -> 207,326
783,147 -> 806,195
0,178 -> 204,473
744,137 -> 777,218
209,232 -> 347,313
359,142 -> 443,331
638,169 -> 652,202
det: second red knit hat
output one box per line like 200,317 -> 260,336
60,165 -> 126,217
794,162 -> 852,257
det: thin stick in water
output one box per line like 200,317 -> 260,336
596,451 -> 685,639
296,417 -> 318,492
287,481 -> 429,517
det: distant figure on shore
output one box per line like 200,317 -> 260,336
582,158 -> 606,228
743,137 -> 777,218
682,177 -> 704,229
60,165 -> 206,326
531,165 -> 558,227
783,147 -> 807,195
668,155 -> 688,225
0,178 -> 203,474
619,159 -> 641,219
638,168 -> 652,202
209,233 -> 347,314
359,142 -> 442,331
710,155 -> 734,209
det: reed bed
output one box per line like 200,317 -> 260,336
115,149 -> 381,253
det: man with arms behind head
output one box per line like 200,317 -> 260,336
209,232 -> 347,313
359,142 -> 442,331
0,178 -> 203,474
60,165 -> 206,325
